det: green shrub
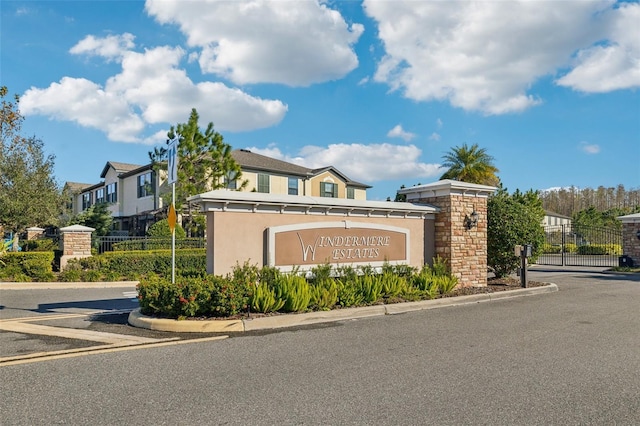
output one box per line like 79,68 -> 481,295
112,238 -> 203,251
410,266 -> 440,299
0,252 -> 54,281
147,219 -> 186,239
251,282 -> 285,313
576,244 -> 622,255
336,277 -> 364,308
137,273 -> 250,318
435,275 -> 459,295
541,243 -> 561,254
309,279 -> 339,310
564,243 -> 577,254
274,273 -> 311,313
356,274 -> 383,304
21,239 -> 57,252
380,272 -> 408,299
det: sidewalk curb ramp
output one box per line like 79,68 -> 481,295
128,283 -> 558,333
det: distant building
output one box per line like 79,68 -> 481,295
543,210 -> 572,229
65,149 -> 370,235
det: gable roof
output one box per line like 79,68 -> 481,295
63,182 -> 93,193
231,149 -> 311,176
100,161 -> 144,178
232,149 -> 370,188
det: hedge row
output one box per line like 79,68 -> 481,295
137,261 -> 459,319
540,243 -> 622,255
112,238 -> 204,251
0,252 -> 55,282
60,249 -> 206,282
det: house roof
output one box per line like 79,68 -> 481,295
100,161 -> 144,178
232,149 -> 311,176
544,210 -> 571,219
63,182 -> 93,193
232,149 -> 371,189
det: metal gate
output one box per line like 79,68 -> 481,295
536,224 -> 622,267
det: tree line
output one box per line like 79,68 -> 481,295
539,185 -> 640,218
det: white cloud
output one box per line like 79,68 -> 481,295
69,33 -> 136,61
579,142 -> 601,154
387,124 -> 416,141
429,133 -> 440,141
436,118 -> 443,128
145,0 -> 363,86
363,0 -> 623,115
556,3 -> 640,92
247,143 -> 443,183
21,38 -> 288,143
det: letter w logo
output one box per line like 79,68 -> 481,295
297,234 -> 320,262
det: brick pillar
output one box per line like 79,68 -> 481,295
399,180 -> 496,287
26,227 -> 45,240
618,213 -> 640,266
59,224 -> 95,270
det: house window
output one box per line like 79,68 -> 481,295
320,182 -> 338,198
224,171 -> 237,190
106,182 -> 117,203
257,174 -> 270,193
95,188 -> 105,204
288,177 -> 298,195
82,192 -> 92,210
347,187 -> 355,199
137,172 -> 154,198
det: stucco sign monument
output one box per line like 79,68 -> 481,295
268,221 -> 409,271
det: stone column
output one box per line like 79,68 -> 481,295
618,213 -> 640,266
26,227 -> 46,240
399,180 -> 496,287
59,224 -> 95,270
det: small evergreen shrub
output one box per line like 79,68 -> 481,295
0,252 -> 55,281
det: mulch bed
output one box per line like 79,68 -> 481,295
447,276 -> 546,297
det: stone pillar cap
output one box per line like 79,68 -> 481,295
398,179 -> 496,199
26,227 -> 45,231
617,213 -> 640,223
60,224 -> 95,232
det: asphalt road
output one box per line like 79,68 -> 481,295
1,267 -> 639,425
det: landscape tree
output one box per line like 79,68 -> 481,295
150,108 -> 248,236
487,187 -> 545,277
440,143 -> 500,186
71,203 -> 113,237
0,86 -> 64,250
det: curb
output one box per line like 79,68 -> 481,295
0,281 -> 139,290
128,283 -> 558,333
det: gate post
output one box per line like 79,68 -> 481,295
59,224 -> 95,270
617,213 -> 640,266
398,180 -> 496,287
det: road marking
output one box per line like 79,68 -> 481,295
0,321 -> 171,344
122,290 -> 138,301
0,336 -> 229,367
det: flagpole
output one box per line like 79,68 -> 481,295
171,182 -> 176,284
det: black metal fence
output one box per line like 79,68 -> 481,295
536,224 -> 622,267
94,236 -> 205,253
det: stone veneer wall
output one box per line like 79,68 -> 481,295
621,221 -> 640,265
414,194 -> 488,287
59,225 -> 95,270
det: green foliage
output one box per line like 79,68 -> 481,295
273,273 -> 311,313
58,249 -> 206,281
440,143 -> 500,186
112,238 -> 203,251
576,244 -> 622,255
72,203 -> 113,237
488,187 -> 546,277
355,274 -> 383,304
251,282 -> 286,313
309,279 -> 339,311
21,238 -> 56,252
146,219 -> 187,239
137,273 -> 250,319
0,252 -> 55,281
135,262 -> 464,319
0,87 -> 64,238
434,275 -> 459,295
380,272 -> 408,299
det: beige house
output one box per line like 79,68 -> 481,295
65,149 -> 368,235
230,149 -> 369,200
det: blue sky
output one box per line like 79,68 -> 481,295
2,0 -> 639,201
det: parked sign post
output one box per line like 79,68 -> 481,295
167,139 -> 178,283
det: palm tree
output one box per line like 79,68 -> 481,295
440,143 -> 500,186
